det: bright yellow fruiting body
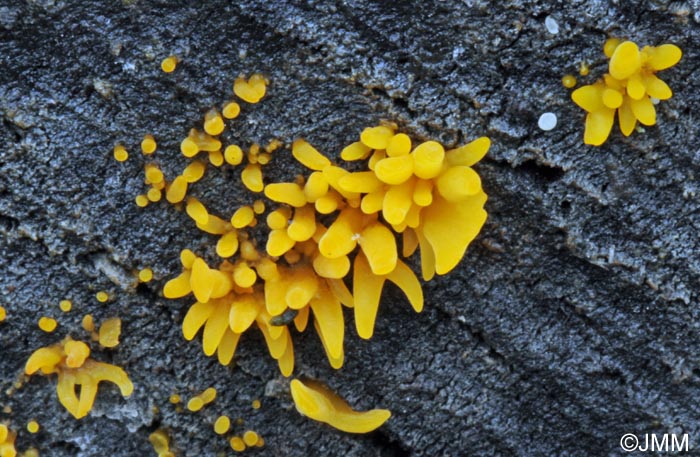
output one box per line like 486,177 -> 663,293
24,337 -> 133,419
161,56 -> 178,73
234,74 -> 267,103
139,268 -> 154,282
0,424 -> 17,457
96,291 -> 109,303
141,134 -> 157,154
252,399 -> 261,409
562,74 -> 577,88
290,379 -> 391,433
242,430 -> 259,447
135,195 -> 149,207
204,109 -> 225,136
149,429 -> 174,457
214,415 -> 231,434
223,101 -> 241,119
82,314 -> 95,332
113,144 -> 129,162
59,300 -> 72,312
230,437 -> 246,452
0,306 -> 5,322
26,421 -> 39,434
38,317 -> 57,333
572,39 -> 681,145
98,317 -> 122,348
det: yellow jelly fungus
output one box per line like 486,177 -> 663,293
374,155 -> 414,185
252,399 -> 261,409
138,268 -> 154,282
26,421 -> 39,434
579,61 -> 589,76
149,429 -> 173,456
147,188 -> 162,202
186,197 -> 209,225
230,437 -> 246,452
0,306 -> 5,322
360,125 -> 394,149
0,424 -> 16,457
166,176 -> 188,203
96,291 -> 109,303
290,379 -> 391,433
572,39 -> 681,145
208,149 -> 224,166
603,37 -> 621,58
292,139 -> 331,171
135,195 -> 149,207
253,199 -> 265,214
242,164 -> 264,192
231,206 -> 255,228
204,109 -> 225,136
98,317 -> 122,348
264,182 -> 307,207
82,314 -> 95,332
161,55 -> 178,73
242,430 -> 258,447
38,317 -> 58,333
200,387 -> 217,404
141,134 -> 157,155
25,337 -> 133,419
214,416 -> 231,435
145,165 -> 164,184
169,394 -> 180,404
223,101 -> 241,119
113,144 -> 128,162
233,74 -> 267,104
562,74 -> 577,88
341,141 -> 372,161
183,161 -> 206,183
24,448 -> 39,457
225,145 -> 244,165
59,300 -> 72,312
187,397 -> 204,412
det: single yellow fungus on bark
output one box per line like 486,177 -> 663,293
224,145 -> 244,165
96,291 -> 109,303
135,194 -> 149,207
360,125 -> 394,149
230,437 -> 246,452
201,387 -> 217,404
182,161 -> 206,183
98,317 -> 122,348
25,337 -> 133,419
604,38 -> 621,58
149,429 -> 174,457
169,394 -> 180,404
113,144 -> 128,162
0,306 -> 6,322
230,206 -> 254,228
233,74 -> 267,103
241,164 -> 264,192
253,199 -> 265,214
264,182 -> 307,207
26,421 -> 39,434
141,134 -> 157,154
386,133 -> 411,157
292,139 -> 331,171
222,101 -> 241,119
138,268 -> 154,283
290,379 -> 391,433
147,188 -> 162,202
561,74 -> 577,88
161,55 -> 178,73
59,299 -> 72,312
186,197 -> 209,225
214,415 -> 231,434
144,164 -> 164,184
578,61 -> 589,76
242,431 -> 259,447
166,175 -> 188,203
341,141 -> 372,161
82,314 -> 95,332
38,317 -> 58,333
204,109 -> 225,136
412,141 -> 445,179
252,399 -> 261,409
187,397 -> 204,412
609,41 -> 641,80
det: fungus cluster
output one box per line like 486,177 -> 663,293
0,424 -> 16,457
571,38 -> 682,145
24,337 -> 133,419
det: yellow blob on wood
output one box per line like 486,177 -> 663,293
161,55 -> 178,73
59,300 -> 72,312
0,306 -> 5,322
138,268 -> 154,282
214,415 -> 231,435
230,436 -> 246,452
82,314 -> 95,332
135,195 -> 149,207
141,134 -> 157,154
204,109 -> 225,136
96,291 -> 109,303
38,317 -> 58,333
98,317 -> 122,348
113,144 -> 129,162
561,74 -> 577,89
252,399 -> 261,409
26,421 -> 39,434
223,101 -> 241,119
242,430 -> 259,447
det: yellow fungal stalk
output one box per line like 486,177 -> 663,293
0,424 -> 17,457
290,379 -> 391,433
572,38 -> 682,145
149,429 -> 175,457
24,337 -> 133,419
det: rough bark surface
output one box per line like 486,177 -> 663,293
1,1 -> 699,456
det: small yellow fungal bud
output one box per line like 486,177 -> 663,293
204,109 -> 225,136
0,306 -> 5,322
147,187 -> 162,203
208,150 -> 224,167
579,61 -> 589,76
253,199 -> 265,214
234,74 -> 266,104
214,415 -> 231,435
166,175 -> 188,203
24,447 -> 40,457
256,437 -> 265,447
224,145 -> 244,165
161,55 -> 178,73
149,430 -> 171,455
287,205 -> 316,242
138,268 -> 153,283
249,73 -> 267,98
561,74 -> 577,89
234,262 -> 257,288
243,431 -> 259,447
603,37 -> 621,58
374,155 -> 414,185
200,387 -> 217,404
217,231 -> 239,258
135,194 -> 149,207
266,208 -> 290,230
180,137 -> 199,157
82,314 -> 95,332
242,164 -> 264,192
26,421 -> 39,434
231,206 -> 255,228
180,249 -> 196,269
186,197 -> 209,225
360,125 -> 394,149
257,152 -> 271,165
96,291 -> 109,303
98,317 -> 122,348
264,182 -> 307,207
169,394 -> 181,404
141,134 -> 157,154
230,436 -> 246,452
386,133 -> 411,157
187,397 -> 204,412
144,164 -> 164,184
59,299 -> 72,312
252,399 -> 261,409
223,101 -> 241,119
38,317 -> 57,333
315,193 -> 339,214
292,139 -> 331,171
64,340 -> 90,368
182,161 -> 206,183
341,141 -> 372,161
113,144 -> 128,162
303,171 -> 329,202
